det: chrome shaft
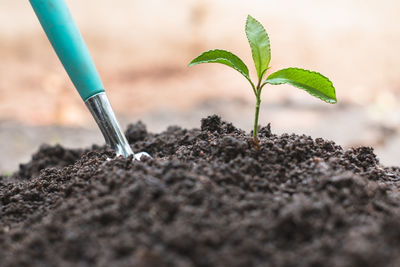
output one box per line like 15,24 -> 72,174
85,92 -> 133,157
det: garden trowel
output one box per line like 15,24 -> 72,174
29,0 -> 149,160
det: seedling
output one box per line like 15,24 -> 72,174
189,15 -> 337,146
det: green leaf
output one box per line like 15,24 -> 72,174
245,15 -> 271,80
188,49 -> 251,81
264,68 -> 337,103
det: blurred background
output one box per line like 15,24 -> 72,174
1,0 -> 400,172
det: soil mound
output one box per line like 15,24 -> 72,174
1,115 -> 400,267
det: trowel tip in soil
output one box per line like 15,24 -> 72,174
133,151 -> 152,161
85,93 -> 151,160
105,151 -> 151,162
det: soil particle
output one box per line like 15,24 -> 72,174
126,121 -> 148,143
14,144 -> 84,180
1,115 -> 400,267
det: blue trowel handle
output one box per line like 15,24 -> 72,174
29,0 -> 105,101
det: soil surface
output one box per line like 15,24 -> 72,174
1,115 -> 400,267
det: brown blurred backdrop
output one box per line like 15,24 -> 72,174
1,0 -> 400,171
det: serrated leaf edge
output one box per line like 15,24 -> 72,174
264,67 -> 337,104
189,49 -> 255,88
245,15 -> 271,80
189,49 -> 248,73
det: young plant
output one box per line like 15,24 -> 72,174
189,15 -> 337,145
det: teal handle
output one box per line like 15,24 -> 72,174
29,0 -> 105,101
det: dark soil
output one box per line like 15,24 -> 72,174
1,115 -> 400,267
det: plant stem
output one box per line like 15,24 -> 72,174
253,76 -> 263,145
253,89 -> 261,144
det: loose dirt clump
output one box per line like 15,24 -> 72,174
1,115 -> 400,267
